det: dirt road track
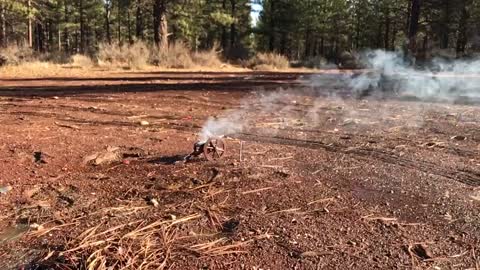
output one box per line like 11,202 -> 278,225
0,70 -> 479,269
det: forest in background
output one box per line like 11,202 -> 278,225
1,0 -> 480,68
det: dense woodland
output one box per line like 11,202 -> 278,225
0,0 -> 479,62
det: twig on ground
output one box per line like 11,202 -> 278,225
268,155 -> 294,161
307,197 -> 335,206
241,187 -> 274,195
260,165 -> 284,169
268,208 -> 302,215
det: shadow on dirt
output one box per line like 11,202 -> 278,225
0,72 -> 308,98
149,155 -> 187,165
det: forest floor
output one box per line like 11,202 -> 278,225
0,69 -> 479,269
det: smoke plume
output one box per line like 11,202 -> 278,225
198,50 -> 480,141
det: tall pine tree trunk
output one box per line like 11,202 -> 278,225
221,0 -> 228,52
384,10 -> 390,50
105,2 -> 112,44
153,0 -> 168,49
304,29 -> 311,58
79,0 -> 86,53
64,0 -> 70,52
456,0 -> 470,57
407,0 -> 421,59
127,10 -> 133,44
229,0 -> 236,48
268,0 -> 275,51
0,2 -> 5,47
440,0 -> 450,49
28,0 -> 33,48
135,0 -> 144,39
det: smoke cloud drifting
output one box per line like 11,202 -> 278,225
198,50 -> 480,141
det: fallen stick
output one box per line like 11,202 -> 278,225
269,155 -> 294,161
127,115 -> 149,119
268,208 -> 302,215
54,122 -> 80,130
260,165 -> 284,169
242,187 -> 274,195
239,141 -> 244,162
307,197 -> 335,206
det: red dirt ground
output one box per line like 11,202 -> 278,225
0,70 -> 479,269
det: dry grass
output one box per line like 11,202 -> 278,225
191,47 -> 223,67
0,44 -> 36,66
97,41 -> 149,69
72,54 -> 94,68
247,52 -> 290,70
150,42 -> 194,69
40,214 -> 201,270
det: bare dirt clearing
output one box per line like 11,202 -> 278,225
0,70 -> 479,269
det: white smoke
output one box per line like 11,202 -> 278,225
198,50 -> 480,141
347,50 -> 480,102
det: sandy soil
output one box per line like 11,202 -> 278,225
0,70 -> 479,269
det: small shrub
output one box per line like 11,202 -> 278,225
302,55 -> 328,69
0,45 -> 36,66
191,47 -> 222,67
40,52 -> 72,64
97,42 -> 127,67
150,42 -> 194,69
72,54 -> 94,68
126,41 -> 149,69
97,42 -> 149,69
247,52 -> 289,70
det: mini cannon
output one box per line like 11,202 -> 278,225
185,137 -> 226,161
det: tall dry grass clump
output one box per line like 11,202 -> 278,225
0,44 -> 36,66
97,41 -> 149,69
150,42 -> 223,69
191,46 -> 223,67
247,52 -> 289,70
150,42 -> 194,69
72,54 -> 94,68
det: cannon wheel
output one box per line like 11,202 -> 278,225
203,138 -> 226,161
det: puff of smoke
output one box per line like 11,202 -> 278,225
197,89 -> 302,141
349,50 -> 480,102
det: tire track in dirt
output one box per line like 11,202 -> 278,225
235,133 -> 480,187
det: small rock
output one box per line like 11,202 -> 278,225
300,251 -> 319,258
34,152 -> 48,164
149,198 -> 159,207
450,135 -> 467,141
470,191 -> 480,201
412,244 -> 433,259
52,96 -> 59,100
140,120 -> 150,126
29,223 -> 44,231
0,185 -> 12,194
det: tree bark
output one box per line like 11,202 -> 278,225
135,0 -> 144,39
105,2 -> 112,44
456,0 -> 470,57
153,0 -> 168,49
28,0 -> 33,48
117,1 -> 121,44
440,0 -> 450,49
0,2 -> 6,47
79,0 -> 86,53
221,0 -> 228,52
268,0 -> 275,51
64,0 -> 70,52
127,10 -> 132,44
407,0 -> 422,58
304,29 -> 311,58
384,9 -> 390,50
229,0 -> 236,48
